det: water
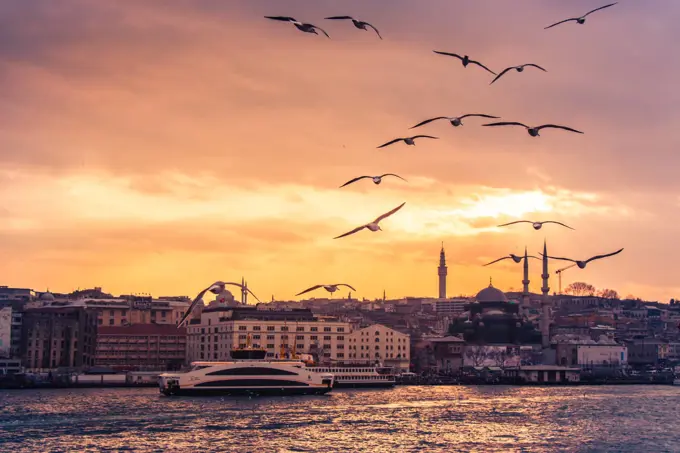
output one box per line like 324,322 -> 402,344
0,385 -> 679,452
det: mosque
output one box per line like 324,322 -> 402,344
440,242 -> 552,348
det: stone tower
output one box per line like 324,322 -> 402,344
438,242 -> 447,299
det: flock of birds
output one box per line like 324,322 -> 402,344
177,2 -> 624,326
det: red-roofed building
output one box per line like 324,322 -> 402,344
96,324 -> 186,370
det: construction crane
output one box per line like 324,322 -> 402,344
555,263 -> 577,294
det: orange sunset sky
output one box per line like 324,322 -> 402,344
1,0 -> 679,302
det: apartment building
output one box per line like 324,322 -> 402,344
96,324 -> 186,370
347,324 -> 411,370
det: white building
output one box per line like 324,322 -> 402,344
0,307 -> 11,358
186,306 -> 351,363
434,298 -> 468,316
577,344 -> 627,366
347,324 -> 411,371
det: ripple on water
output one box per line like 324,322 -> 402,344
1,386 -> 680,452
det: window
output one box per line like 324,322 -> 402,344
267,344 -> 275,348
253,335 -> 261,340
324,336 -> 331,341
337,327 -> 344,332
281,326 -> 289,331
267,326 -> 275,331
310,327 -> 318,332
337,344 -> 344,349
310,336 -> 318,340
296,335 -> 304,340
108,319 -> 114,326
253,326 -> 261,331
267,335 -> 275,340
296,327 -> 304,332
296,344 -> 304,350
337,336 -> 344,341
337,353 -> 345,358
281,335 -> 288,340
324,327 -> 331,332
239,335 -> 247,340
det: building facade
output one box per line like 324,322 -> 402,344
20,306 -> 98,370
96,324 -> 186,370
347,324 -> 411,370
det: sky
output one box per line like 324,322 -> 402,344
1,0 -> 679,302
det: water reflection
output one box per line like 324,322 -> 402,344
1,385 -> 679,452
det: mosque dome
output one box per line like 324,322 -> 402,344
39,292 -> 55,303
475,284 -> 508,303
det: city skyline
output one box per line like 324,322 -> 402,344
2,0 -> 680,301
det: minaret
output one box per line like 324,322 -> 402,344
383,289 -> 386,302
522,246 -> 531,317
540,240 -> 551,348
438,242 -> 447,299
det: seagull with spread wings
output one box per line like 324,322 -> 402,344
498,220 -> 575,230
484,254 -> 540,266
483,122 -> 583,137
433,51 -> 496,75
410,114 -> 500,129
296,283 -> 357,297
540,248 -> 624,269
334,202 -> 405,239
490,64 -> 547,84
377,135 -> 438,148
265,16 -> 330,37
340,174 -> 407,188
178,281 -> 262,327
325,16 -> 382,39
545,3 -> 618,29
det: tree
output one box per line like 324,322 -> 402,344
597,289 -> 619,300
465,345 -> 491,367
565,282 -> 596,296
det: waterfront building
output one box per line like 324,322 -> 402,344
20,306 -> 98,370
186,306 -> 352,363
553,337 -> 627,367
347,324 -> 411,370
0,307 -> 11,358
429,335 -> 465,372
95,324 -> 186,370
508,365 -> 581,383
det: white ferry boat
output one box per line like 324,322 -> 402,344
310,364 -> 396,388
159,347 -> 334,397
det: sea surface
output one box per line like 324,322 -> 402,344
0,385 -> 679,452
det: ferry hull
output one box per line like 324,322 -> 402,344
161,386 -> 332,397
334,382 -> 395,389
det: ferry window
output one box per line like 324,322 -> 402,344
206,367 -> 298,376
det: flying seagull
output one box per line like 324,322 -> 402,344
482,122 -> 583,137
178,281 -> 262,327
334,202 -> 405,239
497,220 -> 575,230
490,64 -> 547,84
377,135 -> 438,148
325,16 -> 382,39
410,114 -> 500,129
265,16 -> 330,38
484,254 -> 540,266
540,248 -> 624,269
296,283 -> 357,297
433,51 -> 496,75
340,173 -> 407,188
545,3 -> 618,29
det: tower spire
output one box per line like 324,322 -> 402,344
438,243 -> 448,298
522,246 -> 530,317
540,239 -> 551,349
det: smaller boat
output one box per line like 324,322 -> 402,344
310,363 -> 396,388
159,341 -> 334,397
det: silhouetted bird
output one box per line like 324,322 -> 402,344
490,64 -> 547,84
340,174 -> 407,188
540,248 -> 624,269
334,202 -> 405,239
377,136 -> 438,148
484,254 -> 540,266
483,122 -> 583,137
433,51 -> 496,75
178,281 -> 261,327
410,114 -> 500,129
296,283 -> 356,296
324,16 -> 382,39
497,220 -> 575,230
545,3 -> 618,29
265,16 -> 330,37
